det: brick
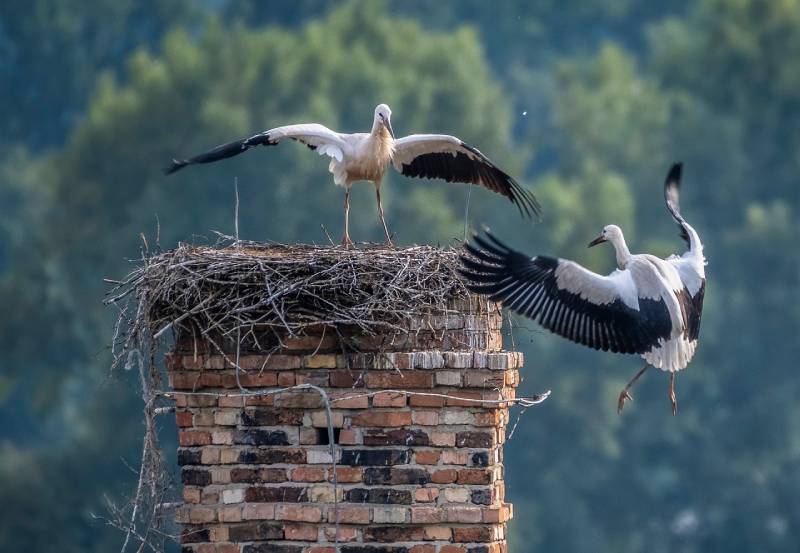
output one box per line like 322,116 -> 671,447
175,411 -> 194,427
445,352 -> 473,368
373,506 -> 409,523
309,548 -> 337,553
323,526 -> 359,542
331,467 -> 362,483
338,428 -> 360,444
329,371 -> 366,388
238,448 -> 306,464
446,391 -> 484,407
188,506 -> 216,524
463,371 -> 504,389
222,488 -> 244,504
304,354 -> 337,368
295,371 -> 330,387
230,467 -> 287,483
363,429 -> 429,446
340,449 -> 411,466
423,526 -> 452,541
351,411 -> 412,427
430,432 -> 455,447
363,467 -> 429,486
292,467 -> 326,482
200,448 -> 220,465
244,545 -> 302,553
278,371 -> 296,386
219,505 -> 242,522
328,505 -> 370,524
473,411 -> 502,426
471,451 -> 490,467
276,504 -> 322,522
283,335 -> 336,351
241,408 -> 304,426
311,410 -> 344,427
178,449 -> 201,466
228,522 -> 283,541
340,547 -> 409,553
456,431 -> 494,448
444,487 -> 472,503
330,393 -> 369,408
410,506 -> 442,523
373,391 -> 407,407
234,429 -> 289,446
365,372 -> 433,389
364,526 -> 424,542
410,546 -> 435,553
307,449 -> 333,464
414,450 -> 441,465
236,372 -> 278,387
440,547 -> 467,553
453,527 -> 494,543
442,410 -> 473,425
211,430 -> 233,445
411,411 -> 438,426
435,371 -> 461,386
179,431 -> 211,447
430,469 -> 457,484
445,505 -> 483,523
285,524 -> 319,541
299,427 -> 319,445
309,485 -> 338,503
183,487 -> 201,504
220,447 -> 242,464
245,486 -> 308,503
274,390 -> 324,408
414,488 -> 439,502
457,469 -> 492,485
344,488 -> 412,504
182,469 -> 211,487
408,394 -> 444,407
241,504 -> 275,520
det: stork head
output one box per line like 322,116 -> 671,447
374,103 -> 394,138
588,224 -> 623,248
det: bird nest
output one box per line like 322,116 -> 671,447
106,238 -> 471,362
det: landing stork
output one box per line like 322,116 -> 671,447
459,164 -> 705,414
164,104 -> 540,245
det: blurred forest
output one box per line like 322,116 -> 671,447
1,0 -> 798,551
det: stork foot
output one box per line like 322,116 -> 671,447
669,373 -> 678,416
617,389 -> 633,414
341,234 -> 354,247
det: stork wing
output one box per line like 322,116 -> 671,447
392,134 -> 540,217
459,232 -> 672,354
164,123 -> 348,175
664,162 -> 691,247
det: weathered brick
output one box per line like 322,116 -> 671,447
241,504 -> 275,520
453,527 -> 494,543
178,449 -> 201,466
411,411 -> 438,426
430,469 -> 457,484
274,390 -> 325,408
338,428 -> 361,444
328,505 -> 370,524
243,544 -> 303,553
330,392 -> 369,408
435,371 -> 461,386
414,487 -> 439,503
340,547 -> 409,553
372,391 -> 407,407
441,450 -> 469,465
344,488 -> 412,505
440,546 -> 467,553
331,467 -> 362,483
471,489 -> 492,505
285,524 -> 319,541
351,411 -> 412,427
456,431 -> 494,448
443,487 -> 471,503
275,504 -> 323,522
245,486 -> 308,503
363,429 -> 429,446
291,467 -> 326,483
340,449 -> 412,466
228,522 -> 283,541
230,467 -> 287,483
365,372 -> 433,389
364,526 -> 424,542
219,505 -> 242,522
363,467 -> 429,486
241,408 -> 304,426
238,448 -> 306,464
310,410 -> 344,428
408,394 -> 444,407
423,526 -> 452,541
182,469 -> 211,486
445,505 -> 483,524
278,371 -> 296,386
175,411 -> 194,427
430,432 -> 455,447
329,371 -> 365,388
234,429 -> 289,446
414,450 -> 441,465
411,506 -> 442,523
304,353 -> 337,368
457,468 -> 492,485
471,451 -> 490,467
373,506 -> 409,524
179,431 -> 211,447
410,545 -> 435,553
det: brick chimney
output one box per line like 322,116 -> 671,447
169,294 -> 522,553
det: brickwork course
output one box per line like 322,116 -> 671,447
169,296 -> 522,553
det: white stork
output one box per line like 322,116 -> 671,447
164,104 -> 539,245
459,163 -> 706,414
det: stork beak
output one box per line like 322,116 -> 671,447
588,235 -> 607,248
384,118 -> 395,139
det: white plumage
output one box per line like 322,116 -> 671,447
459,163 -> 705,414
165,104 -> 539,245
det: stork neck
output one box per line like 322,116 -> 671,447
611,235 -> 632,268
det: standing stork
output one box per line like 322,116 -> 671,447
458,163 -> 705,414
164,104 -> 539,245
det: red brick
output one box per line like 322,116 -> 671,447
323,526 -> 359,542
446,391 -> 484,407
330,371 -> 365,388
183,487 -> 201,504
338,429 -> 360,445
308,548 -> 336,553
278,371 -> 296,386
412,411 -> 438,426
431,469 -> 457,484
364,526 -> 424,542
445,505 -> 483,523
276,505 -> 322,522
423,526 -> 452,541
411,506 -> 442,523
458,468 -> 492,485
292,467 -> 326,482
237,372 -> 278,387
179,430 -> 211,447
414,488 -> 439,503
366,371 -> 433,389
285,524 -> 318,541
414,450 -> 441,465
440,546 -> 467,553
330,393 -> 369,408
351,411 -> 412,427
175,411 -> 194,427
453,526 -> 494,543
409,394 -> 444,407
373,391 -> 407,407
410,546 -> 435,553
331,467 -> 362,483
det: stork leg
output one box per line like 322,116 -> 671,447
669,372 -> 678,416
617,364 -> 650,414
341,187 -> 353,246
375,184 -> 393,245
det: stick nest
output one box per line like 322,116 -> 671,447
107,238 -> 470,360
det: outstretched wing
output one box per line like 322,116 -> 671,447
164,123 -> 348,175
392,134 -> 540,218
459,232 -> 672,354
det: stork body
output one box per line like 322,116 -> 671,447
165,104 -> 539,245
459,164 -> 705,414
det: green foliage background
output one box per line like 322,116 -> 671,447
0,0 -> 798,551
